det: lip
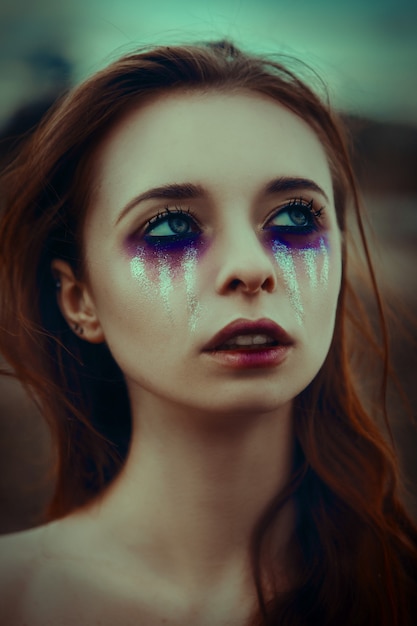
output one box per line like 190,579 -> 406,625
202,318 -> 294,369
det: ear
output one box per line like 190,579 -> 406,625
51,259 -> 105,344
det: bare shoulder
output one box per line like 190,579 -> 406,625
0,525 -> 45,584
0,517 -> 160,626
0,525 -> 48,624
0,519 -> 102,625
0,517 -> 251,625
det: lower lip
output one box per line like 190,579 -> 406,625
204,345 -> 291,369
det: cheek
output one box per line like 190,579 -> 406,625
265,233 -> 334,325
127,239 -> 207,330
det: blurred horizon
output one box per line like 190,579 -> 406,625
1,0 -> 417,129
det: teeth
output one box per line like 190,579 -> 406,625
222,334 -> 275,348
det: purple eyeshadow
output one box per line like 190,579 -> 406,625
125,234 -> 207,274
126,229 -> 328,277
263,229 -> 326,252
145,234 -> 200,253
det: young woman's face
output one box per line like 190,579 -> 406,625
83,91 -> 342,416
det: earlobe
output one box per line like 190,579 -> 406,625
51,259 -> 105,344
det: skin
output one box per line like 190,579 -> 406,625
0,91 -> 342,625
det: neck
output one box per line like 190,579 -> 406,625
88,392 -> 295,592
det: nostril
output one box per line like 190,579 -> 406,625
229,278 -> 241,291
221,272 -> 276,295
262,276 -> 276,292
215,243 -> 277,295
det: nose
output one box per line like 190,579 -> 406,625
214,229 -> 277,296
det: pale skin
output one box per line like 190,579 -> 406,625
0,91 -> 342,625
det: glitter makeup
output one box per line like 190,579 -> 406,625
270,234 -> 330,324
182,247 -> 202,333
272,241 -> 304,324
300,247 -> 319,289
157,253 -> 174,319
129,236 -> 205,327
319,236 -> 329,285
128,200 -> 328,327
130,249 -> 152,296
299,237 -> 329,290
129,247 -> 175,318
263,199 -> 329,322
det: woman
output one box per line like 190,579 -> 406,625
0,40 -> 416,625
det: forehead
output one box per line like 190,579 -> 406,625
92,90 -> 333,208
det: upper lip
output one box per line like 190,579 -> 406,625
203,318 -> 294,351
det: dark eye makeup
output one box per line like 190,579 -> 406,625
135,198 -> 325,250
144,207 -> 201,244
264,198 -> 324,235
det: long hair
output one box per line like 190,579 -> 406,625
0,40 -> 416,625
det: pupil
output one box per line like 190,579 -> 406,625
169,217 -> 189,235
290,209 -> 308,226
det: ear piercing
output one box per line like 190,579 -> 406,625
54,279 -> 83,335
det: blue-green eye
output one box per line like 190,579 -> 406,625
266,199 -> 323,234
144,210 -> 200,241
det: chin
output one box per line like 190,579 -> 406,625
197,391 -> 294,418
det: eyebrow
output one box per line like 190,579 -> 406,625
116,183 -> 205,225
264,177 -> 329,203
115,177 -> 329,225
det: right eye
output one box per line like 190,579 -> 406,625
144,209 -> 201,244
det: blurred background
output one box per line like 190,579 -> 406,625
0,0 -> 416,532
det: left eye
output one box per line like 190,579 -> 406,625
265,201 -> 317,233
145,212 -> 200,239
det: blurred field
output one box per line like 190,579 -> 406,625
365,194 -> 417,519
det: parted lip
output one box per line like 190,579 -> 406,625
203,318 -> 294,351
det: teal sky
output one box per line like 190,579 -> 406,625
1,0 -> 417,126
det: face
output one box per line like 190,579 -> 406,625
82,91 -> 342,416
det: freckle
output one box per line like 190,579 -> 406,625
182,247 -> 202,333
272,242 -> 304,325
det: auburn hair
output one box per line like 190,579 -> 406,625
0,40 -> 416,625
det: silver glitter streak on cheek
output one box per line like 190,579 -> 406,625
157,254 -> 174,320
319,237 -> 329,286
182,247 -> 202,333
272,242 -> 304,325
299,237 -> 329,292
300,247 -> 319,289
130,251 -> 152,295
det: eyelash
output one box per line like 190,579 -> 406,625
142,198 -> 324,242
145,206 -> 197,227
289,197 -> 324,219
264,198 -> 324,234
143,206 -> 200,242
